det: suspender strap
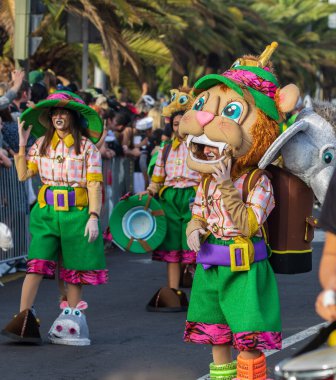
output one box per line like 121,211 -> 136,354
242,168 -> 270,243
201,175 -> 212,217
162,143 -> 172,166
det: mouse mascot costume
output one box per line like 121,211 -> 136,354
180,43 -> 300,379
1,91 -> 107,345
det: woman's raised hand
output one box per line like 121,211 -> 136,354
17,117 -> 33,147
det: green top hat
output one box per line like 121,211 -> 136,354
20,91 -> 103,144
110,194 -> 167,254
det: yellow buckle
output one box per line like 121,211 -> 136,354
53,190 -> 69,211
229,243 -> 250,272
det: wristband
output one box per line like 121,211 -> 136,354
89,212 -> 99,219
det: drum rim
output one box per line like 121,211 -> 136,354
275,358 -> 336,379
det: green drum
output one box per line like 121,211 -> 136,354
109,194 -> 167,254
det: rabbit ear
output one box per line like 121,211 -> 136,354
60,301 -> 69,309
76,301 -> 88,310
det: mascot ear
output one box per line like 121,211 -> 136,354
278,84 -> 300,113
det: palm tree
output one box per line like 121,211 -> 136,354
0,0 -> 15,81
2,0 -> 336,99
250,0 -> 336,96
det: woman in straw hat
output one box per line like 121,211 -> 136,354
1,91 -> 107,346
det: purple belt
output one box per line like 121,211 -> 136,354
197,240 -> 268,271
45,189 -> 76,208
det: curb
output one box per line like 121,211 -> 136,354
0,272 -> 25,285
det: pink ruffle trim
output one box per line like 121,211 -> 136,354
60,268 -> 108,285
184,321 -> 282,350
184,321 -> 232,345
27,259 -> 56,277
152,249 -> 196,263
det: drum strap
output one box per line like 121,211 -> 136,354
144,194 -> 152,210
126,236 -> 153,253
126,237 -> 135,252
293,320 -> 336,357
151,210 -> 164,216
138,239 -> 152,252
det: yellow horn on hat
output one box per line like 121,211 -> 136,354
258,41 -> 278,68
182,76 -> 189,88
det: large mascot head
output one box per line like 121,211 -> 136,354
179,42 -> 300,178
161,76 -> 194,117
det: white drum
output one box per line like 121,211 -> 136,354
274,347 -> 336,379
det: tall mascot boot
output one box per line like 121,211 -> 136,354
1,309 -> 42,344
235,353 -> 272,380
209,360 -> 237,380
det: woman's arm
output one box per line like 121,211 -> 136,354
14,120 -> 37,181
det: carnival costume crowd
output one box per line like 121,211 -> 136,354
1,42 -> 336,380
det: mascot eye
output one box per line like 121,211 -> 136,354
323,150 -> 334,164
73,309 -> 82,317
171,93 -> 176,102
179,95 -> 189,105
63,308 -> 72,315
221,102 -> 243,122
192,96 -> 206,111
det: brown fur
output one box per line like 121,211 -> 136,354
217,83 -> 279,179
231,109 -> 279,179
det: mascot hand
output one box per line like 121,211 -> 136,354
84,218 -> 99,243
187,228 -> 206,252
213,159 -> 232,184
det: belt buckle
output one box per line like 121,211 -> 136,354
53,190 -> 69,211
229,243 -> 250,272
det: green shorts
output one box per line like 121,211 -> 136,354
187,259 -> 281,333
157,187 -> 195,251
29,203 -> 106,271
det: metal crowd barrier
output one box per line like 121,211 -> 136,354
0,162 -> 29,264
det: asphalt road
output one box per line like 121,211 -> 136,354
0,235 -> 326,380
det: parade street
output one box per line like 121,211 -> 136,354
0,232 -> 325,380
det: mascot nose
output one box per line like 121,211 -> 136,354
196,111 -> 215,127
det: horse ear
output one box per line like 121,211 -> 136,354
76,300 -> 88,310
277,84 -> 300,114
60,301 -> 69,310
